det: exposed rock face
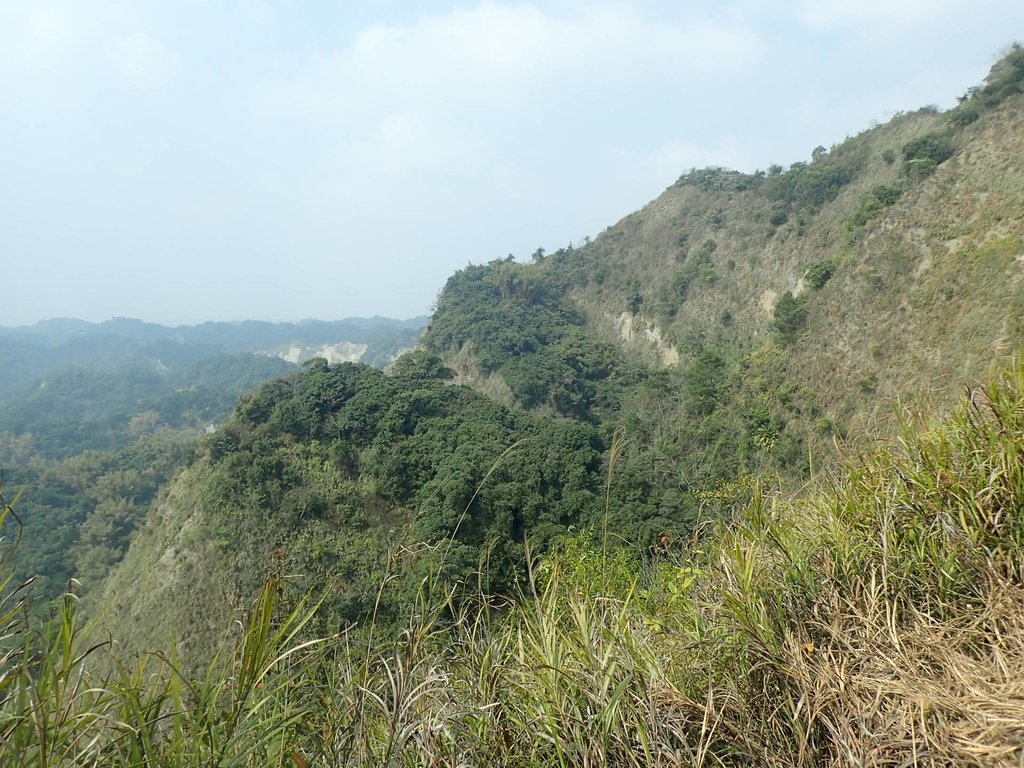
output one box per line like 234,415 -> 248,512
268,341 -> 369,365
614,311 -> 680,367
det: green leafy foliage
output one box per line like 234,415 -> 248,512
0,317 -> 427,416
422,251 -> 818,558
8,51 -> 1023,757
764,160 -> 855,209
0,355 -> 293,459
424,261 -> 624,418
848,183 -> 904,230
901,130 -> 956,179
655,240 -> 717,319
803,259 -> 836,289
772,292 -> 808,344
192,355 -> 605,636
768,207 -> 789,226
0,433 -> 195,599
682,350 -> 728,416
675,166 -> 762,192
0,319 -> 428,606
951,43 -> 1024,126
6,360 -> 1024,766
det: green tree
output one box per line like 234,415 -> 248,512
773,292 -> 808,344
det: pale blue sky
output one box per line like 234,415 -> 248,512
2,0 -> 1021,325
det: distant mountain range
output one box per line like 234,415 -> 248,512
0,313 -> 427,599
0,315 -> 428,405
3,46 -> 1023,768
95,46 -> 1024,669
0,316 -> 427,348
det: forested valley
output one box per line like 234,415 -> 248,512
2,45 -> 1024,767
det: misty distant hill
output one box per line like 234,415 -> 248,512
1,315 -> 426,348
0,315 -> 428,405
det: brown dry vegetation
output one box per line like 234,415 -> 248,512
2,357 -> 1024,766
546,92 -> 1024,460
8,47 -> 1023,767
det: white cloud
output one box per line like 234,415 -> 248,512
0,2 -> 90,73
649,137 -> 745,176
252,2 -> 762,123
5,0 -> 1024,325
247,2 -> 764,198
337,111 -> 489,180
107,32 -> 181,90
0,2 -> 180,92
792,0 -> 960,29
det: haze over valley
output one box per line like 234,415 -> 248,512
2,3 -> 1024,765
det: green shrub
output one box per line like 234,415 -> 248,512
695,239 -> 717,261
773,291 -> 808,343
950,43 -> 1024,126
7,360 -> 1024,767
676,166 -> 760,192
764,161 -> 856,209
902,131 -> 955,179
683,351 -> 728,416
657,241 -> 718,317
804,259 -> 835,289
849,184 -> 904,228
949,101 -> 981,127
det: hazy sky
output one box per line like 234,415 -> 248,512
2,1 -> 1021,325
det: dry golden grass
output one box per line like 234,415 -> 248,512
3,359 -> 1024,766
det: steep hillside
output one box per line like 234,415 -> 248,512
0,315 -> 426,405
0,315 -> 427,604
98,48 -> 1024,667
6,356 -> 1024,766
99,354 -> 605,667
425,47 -> 1024,482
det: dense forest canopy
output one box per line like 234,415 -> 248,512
1,45 -> 1024,767
0,316 -> 425,603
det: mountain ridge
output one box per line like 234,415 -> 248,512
95,46 -> 1024,668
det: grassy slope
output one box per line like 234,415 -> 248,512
426,93 -> 1024,467
96,357 -> 607,672
3,356 -> 1023,766
92,464 -> 243,665
2,51 -> 1024,765
81,49 -> 1024,732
